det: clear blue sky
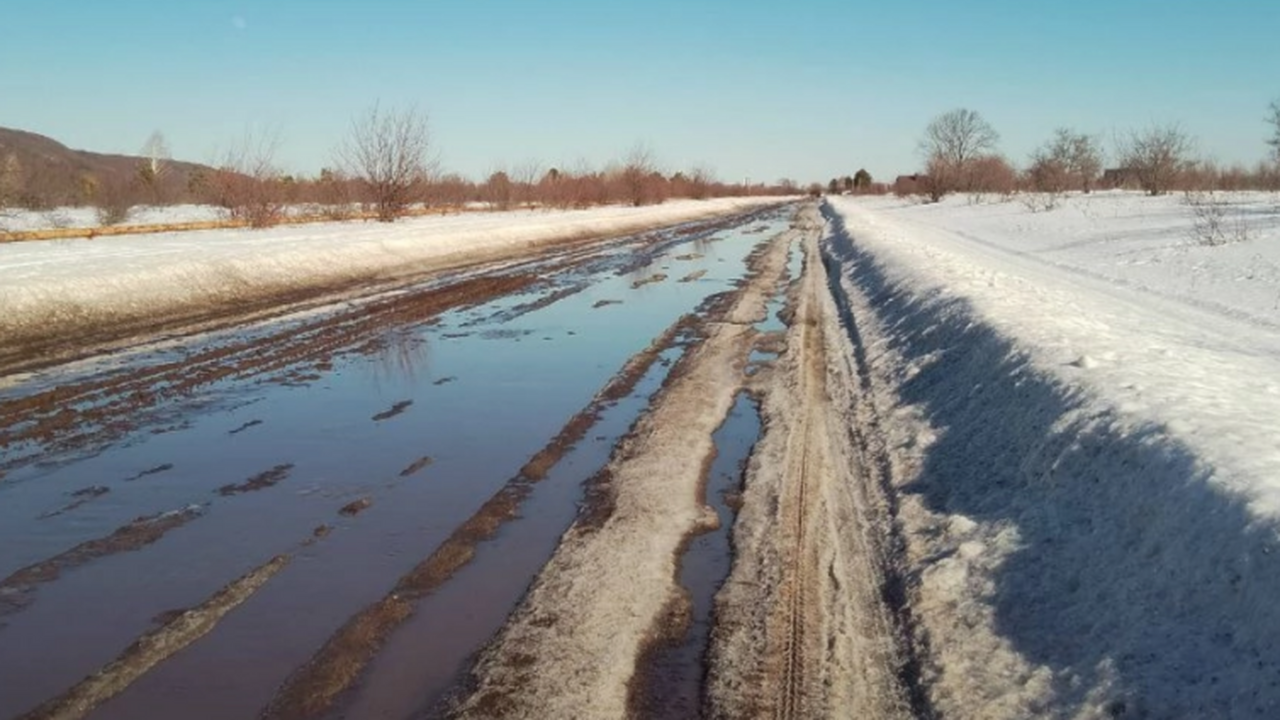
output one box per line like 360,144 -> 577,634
2,0 -> 1277,185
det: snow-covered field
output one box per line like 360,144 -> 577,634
0,198 -> 781,352
0,204 -> 226,232
825,191 -> 1280,717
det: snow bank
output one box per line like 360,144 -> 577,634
0,198 -> 780,349
856,191 -> 1280,324
0,205 -> 225,232
824,194 -> 1280,718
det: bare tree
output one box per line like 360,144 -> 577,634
484,170 -> 513,210
1035,128 -> 1103,192
620,144 -> 659,206
511,161 -> 543,208
205,129 -> 286,227
137,130 -> 171,201
536,167 -> 564,208
1268,98 -> 1280,163
919,108 -> 1000,198
338,103 -> 433,222
1026,128 -> 1105,208
687,166 -> 713,200
1117,124 -> 1194,196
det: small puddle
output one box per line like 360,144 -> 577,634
634,391 -> 762,719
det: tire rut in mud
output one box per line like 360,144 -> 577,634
449,217 -> 794,720
706,215 -> 918,720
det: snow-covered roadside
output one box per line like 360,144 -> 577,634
824,195 -> 1280,718
854,191 -> 1280,325
0,204 -> 226,232
0,198 -> 781,354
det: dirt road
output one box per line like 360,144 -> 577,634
2,203 -> 844,720
3,199 -> 956,720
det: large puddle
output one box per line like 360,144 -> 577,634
0,206 -> 794,719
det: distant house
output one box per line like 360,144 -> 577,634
894,174 -> 928,196
1101,167 -> 1140,190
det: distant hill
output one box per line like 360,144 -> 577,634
0,127 -> 215,208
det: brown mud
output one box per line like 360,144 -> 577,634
1,506 -> 204,616
216,464 -> 294,496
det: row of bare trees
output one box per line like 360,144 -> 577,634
906,101 -> 1280,205
1,104 -> 793,229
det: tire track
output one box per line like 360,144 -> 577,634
707,211 -> 915,719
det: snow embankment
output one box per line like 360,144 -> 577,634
0,204 -> 226,233
0,198 -> 780,351
823,193 -> 1280,718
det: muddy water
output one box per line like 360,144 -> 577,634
637,392 -> 763,719
0,206 -> 793,719
340,344 -> 687,720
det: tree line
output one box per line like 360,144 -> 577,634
888,100 -> 1280,207
0,104 -> 795,229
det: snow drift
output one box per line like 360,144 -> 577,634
823,193 -> 1280,718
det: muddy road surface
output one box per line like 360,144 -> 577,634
2,202 -> 899,720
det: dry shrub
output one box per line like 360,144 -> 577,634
203,131 -> 286,228
337,104 -> 433,222
967,155 -> 1018,201
93,178 -> 137,226
1185,190 -> 1250,246
1116,124 -> 1194,196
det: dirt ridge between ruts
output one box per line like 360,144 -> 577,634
0,505 -> 204,617
705,212 -> 918,719
448,210 -> 795,719
15,554 -> 291,720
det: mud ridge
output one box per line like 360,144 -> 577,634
126,463 -> 175,480
371,401 -> 413,422
1,506 -> 204,616
217,464 -> 294,496
706,215 -> 918,719
16,554 -> 291,720
398,456 -> 434,478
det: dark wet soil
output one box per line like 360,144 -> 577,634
398,456 -> 434,478
216,464 -> 294,496
371,400 -> 414,422
1,506 -> 204,615
126,463 -> 176,480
